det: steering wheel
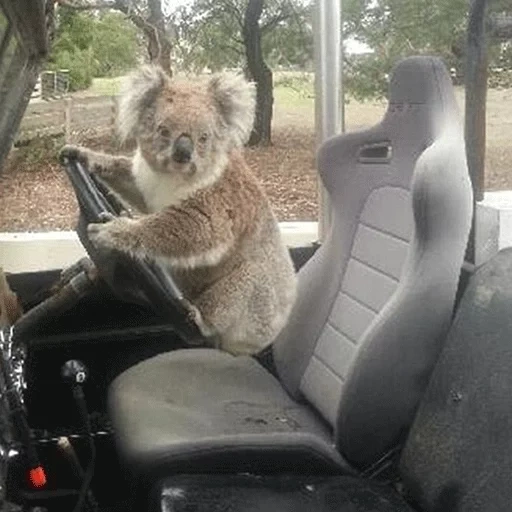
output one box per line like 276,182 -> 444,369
59,153 -> 205,345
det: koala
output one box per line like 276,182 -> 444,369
0,268 -> 23,328
60,65 -> 297,356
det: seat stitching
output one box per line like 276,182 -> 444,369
326,319 -> 358,346
349,255 -> 400,283
339,290 -> 379,314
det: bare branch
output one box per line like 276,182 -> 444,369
284,0 -> 309,45
56,0 -> 116,9
216,41 -> 244,56
261,12 -> 291,33
216,0 -> 244,28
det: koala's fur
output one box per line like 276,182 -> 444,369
60,65 -> 297,356
0,268 -> 23,328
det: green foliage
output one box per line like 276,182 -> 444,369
343,0 -> 468,99
274,72 -> 313,98
172,2 -> 242,72
94,13 -> 140,77
170,0 -> 313,73
47,10 -> 139,91
48,46 -> 95,91
343,0 -> 512,100
263,3 -> 314,69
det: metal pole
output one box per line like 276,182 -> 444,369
314,0 -> 344,241
465,0 -> 488,204
464,0 -> 488,266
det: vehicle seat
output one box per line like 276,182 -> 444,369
151,248 -> 512,512
108,56 -> 473,483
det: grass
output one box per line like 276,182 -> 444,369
87,76 -> 124,96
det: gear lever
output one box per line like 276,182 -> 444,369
61,361 -> 97,512
61,360 -> 88,388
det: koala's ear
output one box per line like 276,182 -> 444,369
208,73 -> 256,147
117,65 -> 168,143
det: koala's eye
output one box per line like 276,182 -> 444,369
158,125 -> 171,138
199,133 -> 208,143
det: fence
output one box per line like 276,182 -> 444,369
40,70 -> 70,99
17,95 -> 117,143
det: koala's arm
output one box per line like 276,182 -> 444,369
88,202 -> 236,268
60,144 -> 146,212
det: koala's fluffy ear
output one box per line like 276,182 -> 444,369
209,74 -> 256,147
117,65 -> 168,143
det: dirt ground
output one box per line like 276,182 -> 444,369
0,126 -> 319,231
0,86 -> 511,232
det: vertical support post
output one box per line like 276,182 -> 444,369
465,0 -> 488,203
464,0 -> 489,266
314,0 -> 344,241
111,96 -> 118,147
64,97 -> 72,143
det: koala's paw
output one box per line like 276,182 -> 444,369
98,212 -> 116,223
87,217 -> 135,254
59,144 -> 88,165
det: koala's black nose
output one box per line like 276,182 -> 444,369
172,135 -> 194,163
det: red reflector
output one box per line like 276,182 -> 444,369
29,466 -> 47,488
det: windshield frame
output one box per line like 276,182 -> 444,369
0,0 -> 50,170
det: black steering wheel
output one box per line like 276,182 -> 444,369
59,154 -> 205,345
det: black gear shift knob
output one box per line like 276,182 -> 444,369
61,360 -> 88,386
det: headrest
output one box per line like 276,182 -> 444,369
388,56 -> 459,115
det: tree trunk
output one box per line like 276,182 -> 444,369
243,0 -> 273,146
147,0 -> 172,74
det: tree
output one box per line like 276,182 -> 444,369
92,12 -> 140,76
343,0 -> 468,99
48,9 -> 139,89
343,0 -> 512,100
55,0 -> 172,74
244,0 -> 273,145
171,2 -> 243,72
170,0 -> 312,146
47,9 -> 98,90
171,0 -> 312,72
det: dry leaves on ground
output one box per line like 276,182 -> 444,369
0,126 -> 319,232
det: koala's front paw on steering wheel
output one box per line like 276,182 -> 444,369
87,222 -> 112,251
59,144 -> 88,165
87,217 -> 136,255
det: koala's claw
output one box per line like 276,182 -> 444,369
59,144 -> 85,165
98,212 -> 116,223
186,303 -> 215,337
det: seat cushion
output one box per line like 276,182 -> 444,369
108,349 -> 352,479
151,474 -> 414,512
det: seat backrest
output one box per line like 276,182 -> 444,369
399,248 -> 512,512
272,56 -> 473,469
